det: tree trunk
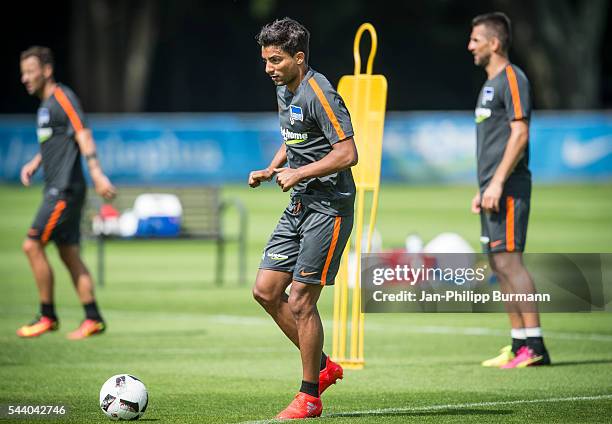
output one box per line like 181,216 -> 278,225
123,1 -> 158,112
70,0 -> 158,112
494,0 -> 608,108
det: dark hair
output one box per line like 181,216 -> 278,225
20,46 -> 54,67
472,12 -> 512,53
256,17 -> 310,62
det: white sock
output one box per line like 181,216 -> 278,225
525,327 -> 543,338
511,328 -> 526,339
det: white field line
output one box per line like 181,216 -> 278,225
236,394 -> 612,424
397,324 -> 612,343
4,307 -> 612,342
208,315 -> 612,342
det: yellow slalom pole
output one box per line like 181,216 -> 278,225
350,188 -> 366,361
332,249 -> 343,359
332,22 -> 387,370
353,23 -> 377,76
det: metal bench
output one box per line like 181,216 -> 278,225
82,186 -> 247,286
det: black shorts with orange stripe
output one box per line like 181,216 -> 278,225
480,194 -> 529,254
259,199 -> 353,286
28,185 -> 86,245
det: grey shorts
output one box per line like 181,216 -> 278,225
28,186 -> 85,246
480,194 -> 529,253
259,200 -> 353,285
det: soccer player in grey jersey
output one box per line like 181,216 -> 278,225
17,46 -> 116,340
249,18 -> 358,419
468,13 -> 550,368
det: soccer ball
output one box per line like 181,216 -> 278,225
99,374 -> 148,420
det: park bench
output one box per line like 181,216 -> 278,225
82,186 -> 247,287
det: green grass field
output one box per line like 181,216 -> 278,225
1,183 -> 611,423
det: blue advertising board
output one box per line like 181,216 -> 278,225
0,112 -> 610,184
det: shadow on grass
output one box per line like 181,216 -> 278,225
108,329 -> 208,338
444,358 -> 612,368
551,359 -> 612,367
326,408 -> 512,419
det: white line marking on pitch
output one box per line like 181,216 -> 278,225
236,394 -> 612,424
398,325 -> 612,343
208,315 -> 612,343
7,307 -> 612,342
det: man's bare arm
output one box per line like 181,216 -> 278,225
20,153 -> 42,186
248,143 -> 287,188
274,137 -> 358,192
75,129 -> 116,200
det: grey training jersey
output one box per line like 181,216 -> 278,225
37,83 -> 86,191
475,64 -> 531,196
277,67 -> 355,216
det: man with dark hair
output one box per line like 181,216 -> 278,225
468,13 -> 550,368
250,17 -> 358,419
17,46 -> 116,339
471,12 -> 511,53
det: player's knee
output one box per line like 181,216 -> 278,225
22,238 -> 42,256
252,285 -> 277,310
490,254 -> 515,279
487,258 -> 498,274
490,260 -> 508,278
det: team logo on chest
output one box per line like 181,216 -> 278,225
289,104 -> 303,125
481,87 -> 494,105
37,108 -> 50,126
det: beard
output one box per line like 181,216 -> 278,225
476,54 -> 490,68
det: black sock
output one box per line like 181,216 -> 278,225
511,338 -> 526,355
84,301 -> 103,322
300,380 -> 319,398
40,303 -> 57,320
320,352 -> 328,371
526,337 -> 546,355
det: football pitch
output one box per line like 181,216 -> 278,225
1,183 -> 611,423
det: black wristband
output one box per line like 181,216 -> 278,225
85,152 -> 98,161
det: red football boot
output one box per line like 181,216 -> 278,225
276,392 -> 322,420
319,357 -> 343,395
67,319 -> 106,340
16,315 -> 58,338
